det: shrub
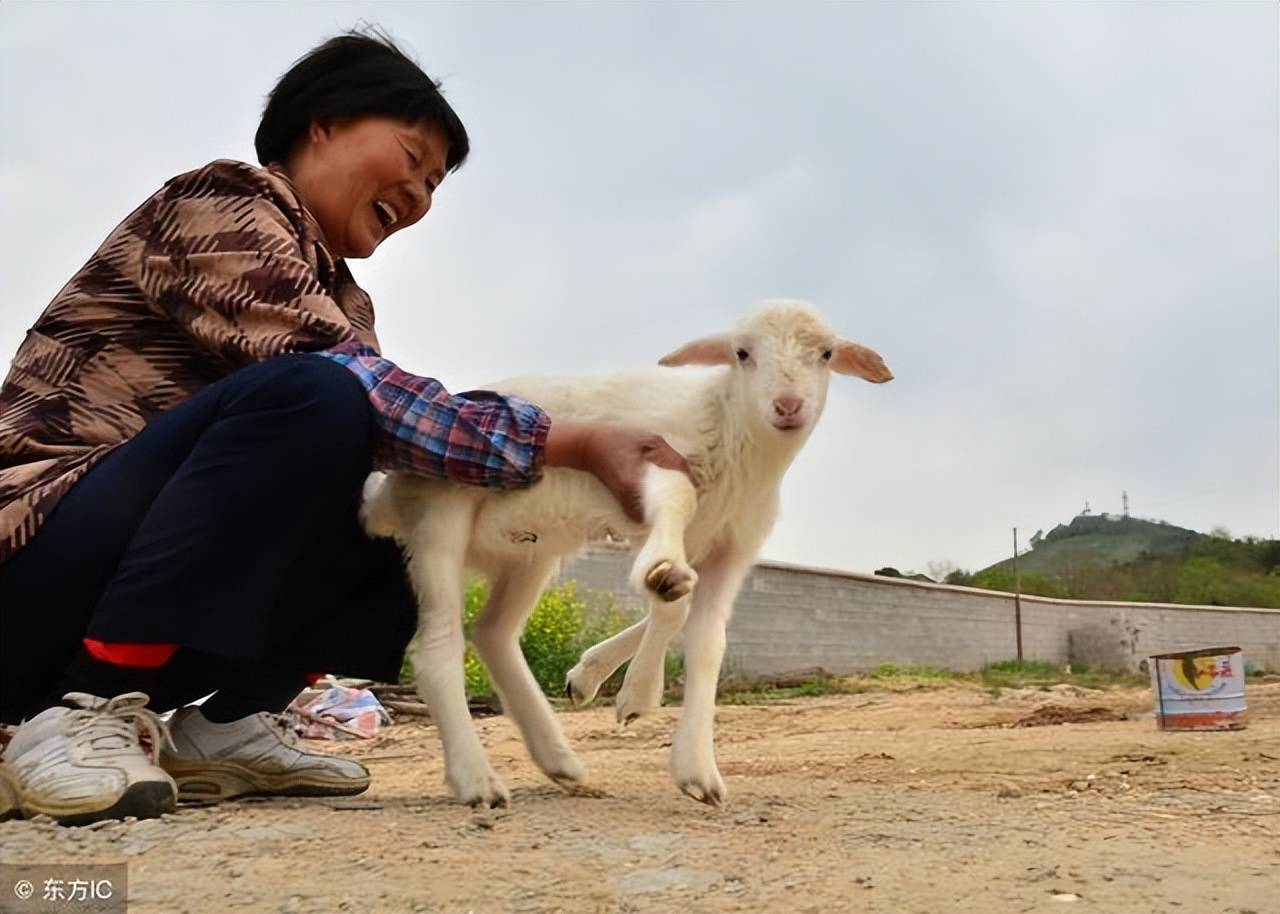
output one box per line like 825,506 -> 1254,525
403,578 -> 662,699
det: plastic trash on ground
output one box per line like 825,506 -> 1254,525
289,686 -> 392,740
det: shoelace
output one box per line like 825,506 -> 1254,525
267,711 -> 307,746
63,692 -> 174,762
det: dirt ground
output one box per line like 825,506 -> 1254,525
3,681 -> 1277,914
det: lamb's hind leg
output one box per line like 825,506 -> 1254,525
406,510 -> 509,809
472,560 -> 586,791
565,619 -> 646,705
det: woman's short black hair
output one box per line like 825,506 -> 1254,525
255,28 -> 470,172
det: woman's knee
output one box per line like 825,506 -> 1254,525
227,354 -> 370,439
212,355 -> 374,489
253,356 -> 368,421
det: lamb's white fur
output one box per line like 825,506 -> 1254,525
362,299 -> 892,807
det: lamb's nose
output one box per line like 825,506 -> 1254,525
773,395 -> 803,417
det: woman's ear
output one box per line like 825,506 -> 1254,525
308,119 -> 334,146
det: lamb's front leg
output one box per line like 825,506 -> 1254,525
613,465 -> 700,723
628,465 -> 699,601
613,594 -> 689,724
407,543 -> 509,809
670,548 -> 753,806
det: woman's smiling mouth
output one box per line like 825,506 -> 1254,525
372,198 -> 398,230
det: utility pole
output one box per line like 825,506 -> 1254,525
1012,527 -> 1024,662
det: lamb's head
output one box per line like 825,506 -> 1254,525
658,299 -> 892,437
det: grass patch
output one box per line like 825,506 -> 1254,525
715,658 -> 1149,704
984,659 -> 1061,676
979,661 -> 1147,690
717,673 -> 872,705
869,662 -> 952,680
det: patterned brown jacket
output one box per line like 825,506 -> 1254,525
0,160 -> 380,565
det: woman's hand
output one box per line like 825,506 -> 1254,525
544,420 -> 691,523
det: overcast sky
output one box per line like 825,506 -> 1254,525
2,2 -> 1276,576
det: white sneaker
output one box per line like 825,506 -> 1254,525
0,692 -> 177,825
161,706 -> 370,802
0,758 -> 19,821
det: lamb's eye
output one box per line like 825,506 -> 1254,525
736,348 -> 750,363
821,349 -> 833,362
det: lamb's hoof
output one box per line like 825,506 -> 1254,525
615,669 -> 664,726
671,739 -> 727,807
537,748 -> 587,791
468,791 -> 509,810
550,770 -> 587,792
565,663 -> 601,706
614,694 -> 655,727
449,769 -> 510,810
644,560 -> 697,603
677,776 -> 727,808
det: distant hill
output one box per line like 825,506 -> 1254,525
942,514 -> 1280,609
986,514 -> 1200,577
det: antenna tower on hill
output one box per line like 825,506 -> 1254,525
1123,490 -> 1130,518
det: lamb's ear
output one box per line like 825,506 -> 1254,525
658,333 -> 736,367
831,340 -> 893,383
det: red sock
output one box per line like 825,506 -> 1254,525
82,638 -> 178,669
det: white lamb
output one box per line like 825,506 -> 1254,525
361,299 -> 892,808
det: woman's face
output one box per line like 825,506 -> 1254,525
285,116 -> 449,259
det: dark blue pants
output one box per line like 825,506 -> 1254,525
0,355 -> 417,724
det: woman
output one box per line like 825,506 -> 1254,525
0,31 -> 687,825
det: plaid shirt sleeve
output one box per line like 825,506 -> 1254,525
315,339 -> 550,489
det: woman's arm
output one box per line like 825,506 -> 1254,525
318,341 -> 688,506
545,420 -> 690,523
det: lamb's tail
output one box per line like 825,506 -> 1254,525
360,471 -> 400,540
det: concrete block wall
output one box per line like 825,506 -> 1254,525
558,546 -> 1280,676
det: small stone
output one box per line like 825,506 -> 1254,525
29,814 -> 57,825
1052,893 -> 1081,902
997,783 -> 1023,799
1069,781 -> 1090,792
